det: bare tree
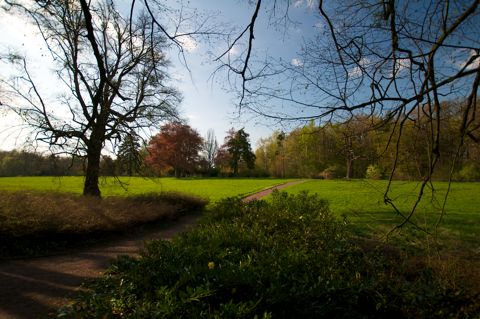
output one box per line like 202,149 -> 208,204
2,0 -> 181,196
203,129 -> 218,172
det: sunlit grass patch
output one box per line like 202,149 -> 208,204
284,179 -> 480,250
0,176 -> 294,204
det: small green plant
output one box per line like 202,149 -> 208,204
59,191 -> 479,318
319,165 -> 342,179
365,164 -> 382,180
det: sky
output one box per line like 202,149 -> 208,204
0,0 -> 319,152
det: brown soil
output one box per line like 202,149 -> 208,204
0,181 -> 304,319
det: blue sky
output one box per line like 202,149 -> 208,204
161,0 -> 320,146
0,0 -> 319,151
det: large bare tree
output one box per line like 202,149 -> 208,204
2,0 -> 180,196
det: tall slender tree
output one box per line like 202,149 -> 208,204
202,129 -> 218,172
117,133 -> 143,176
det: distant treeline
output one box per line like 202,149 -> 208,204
0,151 -> 128,177
256,101 -> 480,181
2,101 -> 479,181
0,150 -> 84,176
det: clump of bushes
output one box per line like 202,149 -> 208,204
60,191 -> 479,318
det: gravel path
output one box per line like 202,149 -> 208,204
0,181 -> 304,319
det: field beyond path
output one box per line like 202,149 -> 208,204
0,180 -> 302,319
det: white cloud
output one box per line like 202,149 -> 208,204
293,0 -> 303,8
394,58 -> 411,74
293,0 -> 315,9
291,58 -> 303,67
228,44 -> 241,57
349,57 -> 370,78
179,35 -> 198,53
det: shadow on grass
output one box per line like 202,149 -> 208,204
0,190 -> 207,259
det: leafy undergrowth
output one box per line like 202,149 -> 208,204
58,191 -> 479,318
0,191 -> 207,258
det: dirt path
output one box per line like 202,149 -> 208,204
242,180 -> 306,202
0,181 -> 304,319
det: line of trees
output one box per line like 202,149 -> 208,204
0,124 -> 258,178
3,101 -> 479,181
0,150 -> 84,176
256,100 -> 480,181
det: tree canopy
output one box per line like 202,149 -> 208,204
145,122 -> 203,177
217,128 -> 256,176
214,0 -> 479,227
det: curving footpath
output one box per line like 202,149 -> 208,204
0,180 -> 304,319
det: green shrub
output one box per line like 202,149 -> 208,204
457,163 -> 480,181
365,164 -> 382,180
319,165 -> 343,179
59,191 -> 479,318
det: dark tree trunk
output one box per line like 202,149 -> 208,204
83,142 -> 102,197
346,157 -> 354,179
232,163 -> 238,176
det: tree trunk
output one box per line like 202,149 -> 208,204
83,142 -> 102,197
232,162 -> 238,176
346,157 -> 354,179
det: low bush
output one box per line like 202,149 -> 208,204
59,191 -> 479,318
457,163 -> 480,181
365,164 -> 382,180
319,165 -> 344,179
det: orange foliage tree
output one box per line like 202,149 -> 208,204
146,122 -> 203,177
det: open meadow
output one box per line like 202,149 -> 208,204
283,179 -> 480,251
1,177 -> 478,246
0,176 -> 293,203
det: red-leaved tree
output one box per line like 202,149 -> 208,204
146,122 -> 203,177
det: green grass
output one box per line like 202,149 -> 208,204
0,176 -> 294,203
284,179 -> 480,249
1,176 -> 477,253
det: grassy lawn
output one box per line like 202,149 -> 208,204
285,179 -> 480,249
0,176 -> 294,203
1,176 -> 478,256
